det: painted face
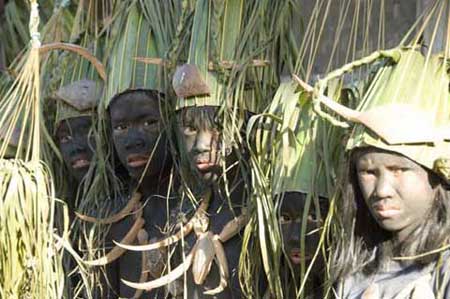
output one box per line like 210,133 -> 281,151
109,91 -> 167,180
177,107 -> 225,184
56,116 -> 94,182
355,148 -> 435,242
279,192 -> 325,267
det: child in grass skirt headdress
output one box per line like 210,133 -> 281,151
53,79 -> 102,185
172,30 -> 254,299
316,48 -> 450,298
169,1 -> 278,297
253,80 -> 334,299
77,3 -> 178,298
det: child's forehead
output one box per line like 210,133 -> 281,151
56,116 -> 91,134
181,106 -> 218,117
179,106 -> 219,128
280,193 -> 307,211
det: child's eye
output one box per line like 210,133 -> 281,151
280,214 -> 292,224
389,166 -> 409,174
60,135 -> 72,144
307,214 -> 321,223
114,124 -> 127,131
183,126 -> 197,135
308,206 -> 322,221
358,168 -> 375,176
143,120 -> 158,127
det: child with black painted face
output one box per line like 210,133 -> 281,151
56,116 -> 94,182
252,80 -> 334,299
174,98 -> 248,299
109,89 -> 170,185
53,80 -> 102,202
177,106 -> 237,185
51,79 -> 102,298
106,89 -> 175,298
278,192 -> 328,299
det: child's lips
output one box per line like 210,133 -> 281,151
194,158 -> 218,172
376,209 -> 401,218
373,203 -> 401,218
197,162 -> 216,169
71,154 -> 90,169
289,248 -> 311,264
72,159 -> 90,169
127,154 -> 149,168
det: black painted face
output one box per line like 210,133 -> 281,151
56,116 -> 94,182
109,91 -> 167,180
177,107 -> 234,185
279,192 -> 327,270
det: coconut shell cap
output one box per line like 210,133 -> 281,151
173,64 -> 211,98
54,79 -> 102,124
173,65 -> 259,112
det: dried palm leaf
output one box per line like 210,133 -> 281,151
0,2 -> 74,298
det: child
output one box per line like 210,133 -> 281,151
334,146 -> 450,298
176,104 -> 248,299
53,80 -> 101,185
105,89 -> 174,299
279,192 -> 328,299
317,48 -> 450,298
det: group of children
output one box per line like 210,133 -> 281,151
49,49 -> 450,299
1,1 -> 449,298
52,81 -> 250,298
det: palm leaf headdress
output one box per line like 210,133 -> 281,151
309,47 -> 450,183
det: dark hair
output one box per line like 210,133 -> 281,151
277,191 -> 329,220
175,106 -> 252,191
108,89 -> 165,110
331,147 -> 450,281
176,106 -> 219,131
176,106 -> 253,140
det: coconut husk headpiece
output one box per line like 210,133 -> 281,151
310,48 -> 450,183
53,79 -> 102,128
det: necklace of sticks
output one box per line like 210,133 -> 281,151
77,189 -> 248,295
